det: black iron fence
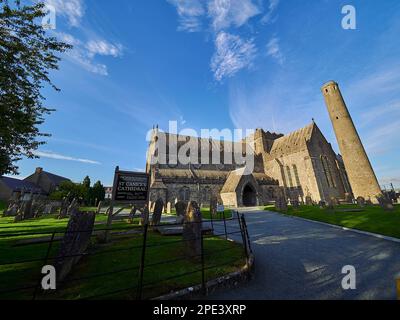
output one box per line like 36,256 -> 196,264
0,211 -> 252,300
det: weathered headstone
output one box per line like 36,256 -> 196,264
140,205 -> 150,226
305,196 -> 313,206
291,199 -> 300,209
14,199 -> 34,222
32,200 -> 45,218
209,197 -> 217,217
55,209 -> 96,282
44,204 -> 53,215
104,206 -> 111,216
327,198 -> 335,210
356,196 -> 365,208
377,195 -> 394,211
127,205 -> 137,224
344,193 -> 353,203
175,201 -> 187,224
58,198 -> 69,219
150,201 -> 156,213
183,201 -> 202,260
166,202 -> 171,214
3,202 -> 18,217
96,201 -> 103,214
151,199 -> 164,226
67,198 -> 78,216
275,196 -> 288,212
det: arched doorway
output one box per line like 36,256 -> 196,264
242,184 -> 257,207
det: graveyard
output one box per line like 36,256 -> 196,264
268,203 -> 400,239
0,200 -> 248,300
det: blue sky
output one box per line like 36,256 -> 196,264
11,0 -> 400,188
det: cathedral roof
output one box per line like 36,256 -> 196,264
268,122 -> 317,157
157,168 -> 229,180
220,168 -> 247,193
220,168 -> 277,193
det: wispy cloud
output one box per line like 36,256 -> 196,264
211,32 -> 257,81
56,32 -> 122,76
261,0 -> 280,24
167,0 -> 205,32
266,36 -> 284,64
86,40 -> 122,58
207,0 -> 261,31
168,0 -> 265,81
33,151 -> 101,165
45,0 -> 84,27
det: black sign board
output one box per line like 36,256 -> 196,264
112,169 -> 149,203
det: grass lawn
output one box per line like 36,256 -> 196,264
0,200 -> 5,213
266,204 -> 400,239
0,213 -> 245,300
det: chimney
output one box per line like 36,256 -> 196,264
35,167 -> 43,174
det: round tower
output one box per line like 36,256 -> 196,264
321,81 -> 382,203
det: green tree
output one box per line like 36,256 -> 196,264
0,0 -> 72,175
91,180 -> 105,204
83,175 -> 91,188
49,181 -> 86,201
82,176 -> 91,204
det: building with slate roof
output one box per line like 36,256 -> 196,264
145,120 -> 352,208
0,167 -> 70,201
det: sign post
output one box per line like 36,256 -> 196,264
104,167 -> 150,242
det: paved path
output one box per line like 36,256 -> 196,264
208,210 -> 400,300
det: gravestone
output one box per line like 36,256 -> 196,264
151,199 -> 164,226
327,198 -> 335,210
318,200 -> 326,209
166,202 -> 171,214
183,201 -> 202,260
129,205 -> 137,217
104,206 -> 111,216
140,205 -> 150,226
305,196 -> 313,206
291,199 -> 300,209
356,196 -> 365,208
275,196 -> 288,212
209,197 -> 217,217
58,198 -> 69,219
330,197 -> 339,206
67,198 -> 78,216
150,201 -> 156,213
33,200 -> 45,218
175,201 -> 187,224
44,204 -> 53,215
14,199 -> 34,222
4,202 -> 18,217
55,209 -> 96,282
344,193 -> 353,203
96,201 -> 103,214
377,195 -> 394,211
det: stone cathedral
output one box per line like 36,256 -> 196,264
146,81 -> 382,208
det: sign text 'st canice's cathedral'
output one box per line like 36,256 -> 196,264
146,81 -> 382,208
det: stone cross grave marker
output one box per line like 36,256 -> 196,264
55,209 -> 96,282
183,201 -> 202,260
151,199 -> 164,226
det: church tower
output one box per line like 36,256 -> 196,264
321,81 -> 382,203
